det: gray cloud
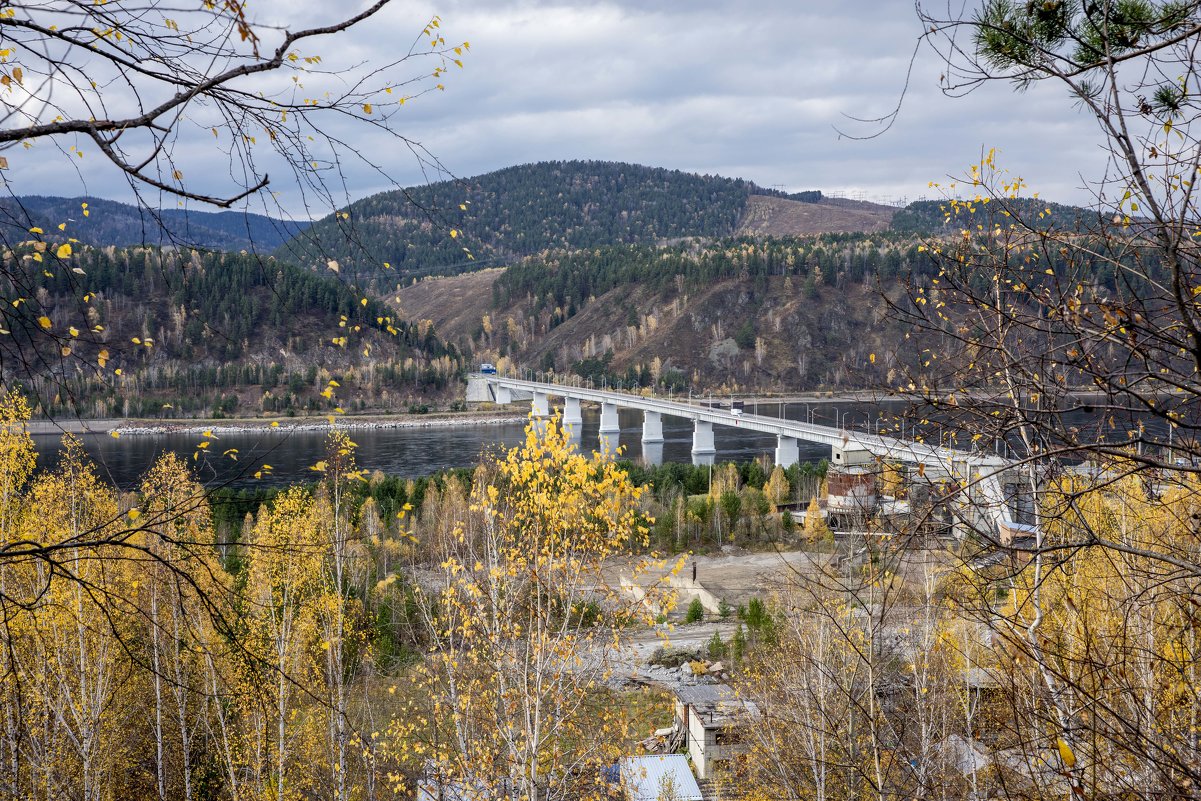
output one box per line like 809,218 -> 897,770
1,0 -> 1112,215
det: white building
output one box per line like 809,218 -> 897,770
673,684 -> 758,780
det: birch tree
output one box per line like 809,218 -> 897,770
392,419 -> 665,801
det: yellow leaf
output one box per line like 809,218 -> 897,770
110,430 -> 120,438
1056,737 -> 1076,768
37,315 -> 51,330
869,353 -> 876,364
449,229 -> 458,238
128,508 -> 141,521
363,103 -> 372,114
56,243 -> 72,258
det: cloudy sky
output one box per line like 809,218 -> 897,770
5,0 -> 1111,216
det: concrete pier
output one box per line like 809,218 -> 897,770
776,435 -> 800,467
691,419 -> 716,456
532,391 -> 549,418
599,402 -> 621,433
642,410 -> 664,442
495,385 -> 512,404
562,396 -> 583,431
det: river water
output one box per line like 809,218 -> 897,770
31,402 -> 880,489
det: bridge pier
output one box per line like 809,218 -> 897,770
532,391 -> 549,418
598,402 -> 621,456
642,410 -> 664,443
494,385 -> 512,405
599,402 -> 621,433
562,396 -> 583,432
775,435 -> 800,467
691,419 -> 716,456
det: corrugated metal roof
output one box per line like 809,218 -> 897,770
620,755 -> 703,801
674,683 -> 736,706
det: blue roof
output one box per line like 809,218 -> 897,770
620,755 -> 703,801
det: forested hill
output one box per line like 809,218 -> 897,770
0,196 -> 308,251
398,233 -> 933,394
275,160 -> 764,284
7,245 -> 463,418
890,197 -> 1099,234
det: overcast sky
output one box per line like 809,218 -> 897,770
5,0 -> 1111,216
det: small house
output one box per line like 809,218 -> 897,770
672,684 -> 757,780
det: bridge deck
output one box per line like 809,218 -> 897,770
471,374 -> 1022,536
477,375 -> 1007,471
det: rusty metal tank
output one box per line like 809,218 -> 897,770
826,468 -> 879,514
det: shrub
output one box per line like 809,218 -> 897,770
707,631 -> 726,660
732,624 -> 747,663
685,597 -> 705,624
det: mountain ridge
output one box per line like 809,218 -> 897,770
0,196 -> 309,251
275,160 -> 848,285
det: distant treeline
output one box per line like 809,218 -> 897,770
493,233 -> 931,327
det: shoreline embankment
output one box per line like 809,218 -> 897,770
25,410 -> 530,437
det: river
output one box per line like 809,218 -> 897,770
31,402 -> 877,489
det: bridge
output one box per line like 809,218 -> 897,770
467,374 -> 1029,540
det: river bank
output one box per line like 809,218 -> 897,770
25,409 -> 530,437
